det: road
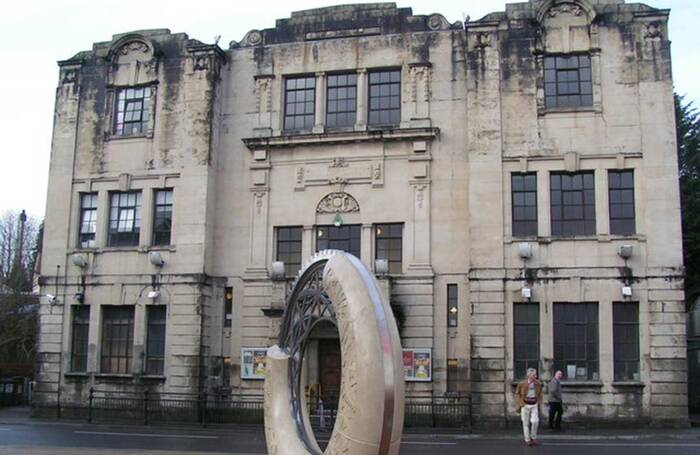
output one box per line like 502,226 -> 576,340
1,421 -> 700,455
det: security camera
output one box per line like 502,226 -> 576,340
46,294 -> 58,304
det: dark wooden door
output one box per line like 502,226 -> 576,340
318,339 -> 341,403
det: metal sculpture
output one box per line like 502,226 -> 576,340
264,251 -> 405,455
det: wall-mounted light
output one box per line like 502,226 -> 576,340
333,212 -> 343,227
521,287 -> 532,300
149,251 -> 165,267
147,290 -> 161,299
622,285 -> 632,298
375,259 -> 389,276
618,245 -> 633,260
74,292 -> 85,303
270,261 -> 286,280
72,254 -> 88,269
518,242 -> 533,260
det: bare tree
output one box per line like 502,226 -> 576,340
0,210 -> 39,292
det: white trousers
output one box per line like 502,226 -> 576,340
520,403 -> 539,442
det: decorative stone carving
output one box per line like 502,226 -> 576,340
474,32 -> 492,49
316,192 -> 360,214
253,191 -> 266,215
119,41 -> 149,55
329,157 -> 348,168
61,69 -> 77,85
255,76 -> 273,115
548,3 -> 583,17
415,184 -> 427,209
409,65 -> 431,103
427,14 -> 449,31
644,22 -> 663,40
373,163 -> 382,180
245,30 -> 263,46
296,167 -> 304,185
193,55 -> 209,71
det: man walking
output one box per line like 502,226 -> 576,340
515,368 -> 542,446
548,370 -> 564,431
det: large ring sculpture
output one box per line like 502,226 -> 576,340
264,251 -> 405,455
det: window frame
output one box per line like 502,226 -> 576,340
608,170 -> 636,236
78,192 -> 98,249
613,302 -> 640,382
326,72 -> 358,129
368,69 -> 401,126
553,302 -> 599,380
543,54 -> 593,110
100,305 -> 135,374
113,86 -> 152,136
283,75 -> 316,132
275,226 -> 303,277
374,223 -> 403,275
315,225 -> 361,258
447,284 -> 458,328
513,302 -> 540,380
108,191 -> 142,247
145,305 -> 166,376
511,173 -> 538,237
550,171 -> 596,237
152,188 -> 173,246
70,306 -> 90,373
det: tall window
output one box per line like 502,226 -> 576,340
276,226 -> 303,277
375,223 -> 403,274
70,306 -> 90,372
550,172 -> 595,236
514,303 -> 539,379
511,173 -> 538,237
326,73 -> 357,128
79,193 -> 98,248
544,55 -> 592,109
553,302 -> 598,380
284,75 -> 316,131
114,87 -> 151,136
101,306 -> 134,374
145,305 -> 166,376
316,225 -> 361,258
108,192 -> 142,247
153,189 -> 173,246
368,69 -> 400,126
613,303 -> 639,381
447,284 -> 458,328
608,170 -> 635,235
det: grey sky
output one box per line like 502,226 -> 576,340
0,0 -> 695,219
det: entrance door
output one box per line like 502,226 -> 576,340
318,338 -> 341,404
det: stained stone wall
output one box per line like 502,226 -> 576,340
38,1 -> 687,426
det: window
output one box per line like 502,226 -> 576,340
316,225 -> 361,258
550,172 -> 595,236
513,303 -> 539,379
145,305 -> 166,376
108,192 -> 142,247
608,170 -> 635,235
276,226 -> 303,277
511,173 -> 538,237
79,193 -> 98,248
153,189 -> 173,246
544,55 -> 592,109
368,69 -> 400,125
613,303 -> 639,381
70,306 -> 90,372
284,75 -> 316,131
100,306 -> 134,374
553,302 -> 598,380
224,287 -> 233,328
326,73 -> 357,128
114,86 -> 151,136
375,223 -> 403,274
447,284 -> 458,328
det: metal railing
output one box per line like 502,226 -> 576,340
77,389 -> 469,429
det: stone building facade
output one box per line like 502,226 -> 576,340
36,0 -> 687,426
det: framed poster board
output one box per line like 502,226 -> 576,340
403,348 -> 432,382
241,348 -> 267,380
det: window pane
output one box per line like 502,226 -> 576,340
276,226 -> 303,276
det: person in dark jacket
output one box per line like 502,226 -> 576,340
548,370 -> 564,431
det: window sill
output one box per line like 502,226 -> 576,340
141,375 -> 166,381
612,381 -> 645,388
538,107 -> 600,116
94,373 -> 134,379
105,133 -> 153,142
64,372 -> 89,378
561,380 -> 603,388
242,126 -> 439,150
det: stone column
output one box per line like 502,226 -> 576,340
408,181 -> 432,274
355,69 -> 367,131
313,72 -> 326,134
361,223 -> 373,269
595,169 -> 610,236
95,190 -> 110,247
141,187 -> 154,246
537,169 -> 550,237
245,189 -> 270,278
302,225 -> 314,263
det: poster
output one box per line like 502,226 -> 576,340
241,348 -> 267,380
403,348 -> 432,382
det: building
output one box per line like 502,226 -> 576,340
36,0 -> 688,427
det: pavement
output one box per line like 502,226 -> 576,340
2,406 -> 700,454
